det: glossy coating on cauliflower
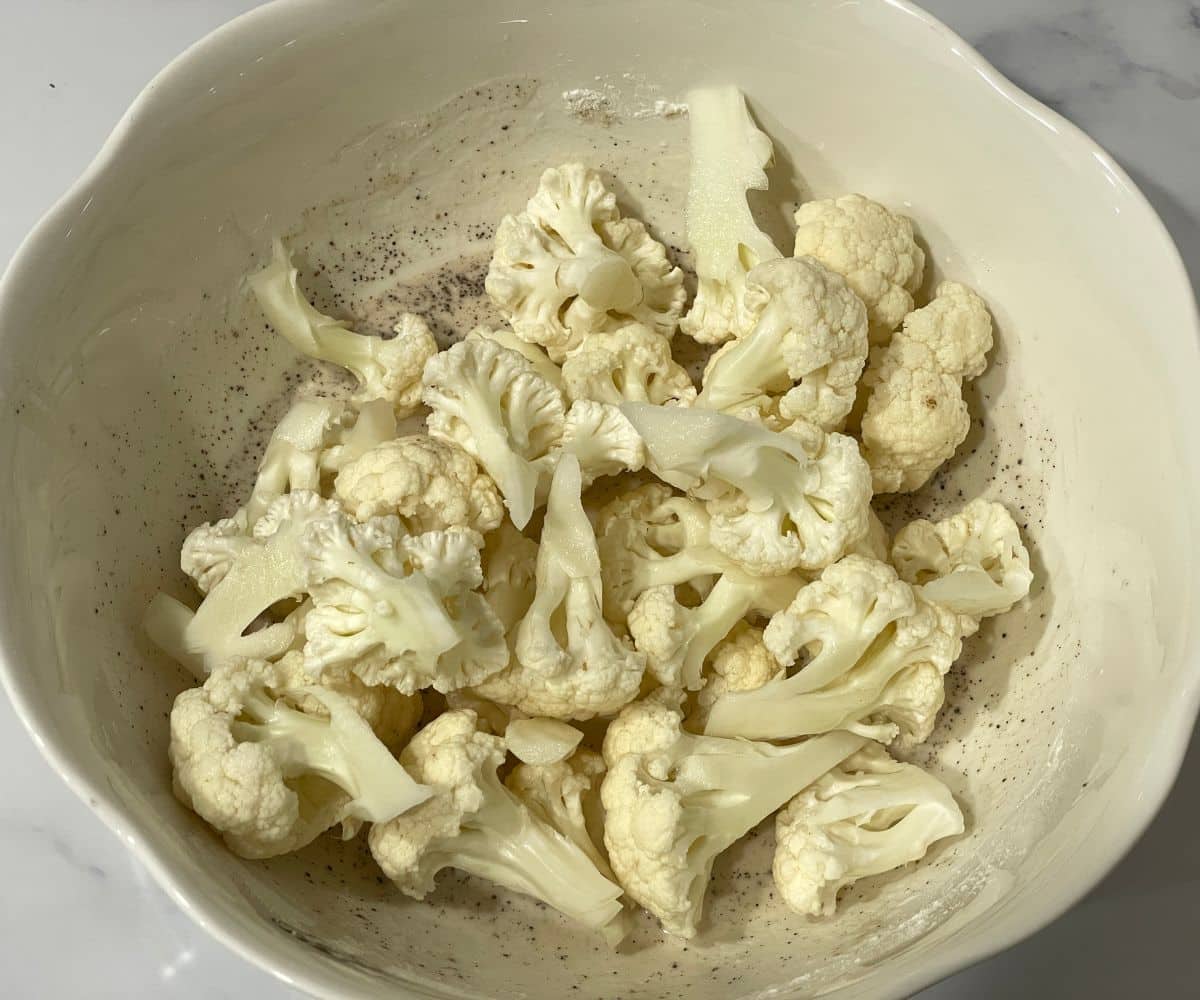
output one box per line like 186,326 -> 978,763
792,194 -> 925,345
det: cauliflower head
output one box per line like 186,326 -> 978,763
792,194 -> 925,345
170,656 -> 430,859
697,257 -> 868,431
486,163 -> 685,361
561,322 -> 696,408
479,520 -> 540,635
334,435 -> 504,535
599,691 -> 865,937
368,710 -> 626,936
891,498 -> 1033,633
248,239 -> 436,414
472,456 -> 646,719
621,402 -> 872,576
704,555 -> 964,747
860,281 -> 993,493
423,338 -> 565,529
774,743 -> 964,916
680,86 -> 782,345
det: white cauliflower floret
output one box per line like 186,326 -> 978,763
479,521 -> 540,636
147,493 -> 508,693
486,164 -> 685,361
561,323 -> 696,408
248,239 -> 436,414
774,743 -> 964,917
181,397 -> 397,595
600,691 -> 865,938
466,325 -> 564,390
680,86 -> 782,345
170,657 -> 430,859
621,403 -> 872,576
628,573 -> 799,692
422,338 -> 565,529
860,281 -> 994,493
506,747 -> 612,877
697,257 -> 868,430
704,556 -> 964,747
560,400 -> 646,486
891,498 -> 1033,634
689,624 -> 783,731
306,525 -> 507,695
334,435 -> 504,534
595,484 -> 745,623
368,710 -> 626,938
792,194 -> 925,345
471,456 -> 646,719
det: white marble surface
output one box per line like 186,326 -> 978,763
1,1 -> 1197,996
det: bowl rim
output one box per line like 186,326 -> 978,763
1,0 -> 1198,997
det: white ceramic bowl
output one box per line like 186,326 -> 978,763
2,1 -> 1198,997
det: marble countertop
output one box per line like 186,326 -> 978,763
1,1 -> 1197,996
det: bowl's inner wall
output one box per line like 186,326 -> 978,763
0,2 -> 1194,998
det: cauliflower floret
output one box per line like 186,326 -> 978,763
181,397 -> 398,595
792,194 -> 925,345
486,164 -> 685,361
628,572 -> 799,691
595,484 -> 745,622
560,400 -> 646,486
860,281 -> 994,493
774,743 -> 964,917
479,521 -> 540,636
506,747 -> 612,877
368,710 -> 626,938
248,239 -> 436,414
148,493 -> 508,692
891,498 -> 1033,634
170,657 -> 430,859
270,647 -> 422,754
680,86 -> 782,345
306,526 -> 508,695
466,325 -> 564,390
334,435 -> 504,534
599,691 -> 865,937
696,257 -> 868,431
688,624 -> 783,731
471,456 -> 646,720
561,323 -> 696,408
423,338 -> 565,529
704,556 -> 964,747
621,402 -> 872,575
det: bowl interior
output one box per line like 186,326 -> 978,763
1,1 -> 1197,997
